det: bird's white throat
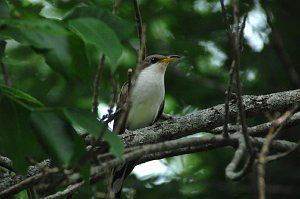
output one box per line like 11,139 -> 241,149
126,63 -> 167,130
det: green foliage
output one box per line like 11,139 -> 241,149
63,6 -> 134,41
0,1 -> 10,19
63,108 -> 124,158
1,0 -> 300,198
64,108 -> 103,136
31,110 -> 79,165
4,18 -> 91,80
0,0 -> 127,175
103,131 -> 124,159
0,95 -> 39,172
68,17 -> 122,71
1,84 -> 44,107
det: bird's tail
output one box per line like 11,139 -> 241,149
106,161 -> 137,199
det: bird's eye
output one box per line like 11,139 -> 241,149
150,57 -> 158,63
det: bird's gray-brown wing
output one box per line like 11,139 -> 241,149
153,100 -> 164,123
113,82 -> 129,134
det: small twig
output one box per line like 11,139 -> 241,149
0,62 -> 11,86
262,2 -> 300,88
223,61 -> 235,138
266,139 -> 300,162
232,0 -> 253,154
239,15 -> 247,51
210,111 -> 300,136
225,135 -> 256,180
109,74 -> 118,112
220,0 -> 236,139
220,1 -> 247,140
132,0 -> 146,73
27,187 -> 36,199
132,0 -> 146,59
42,181 -> 84,199
92,54 -> 106,115
112,0 -> 121,15
220,0 -> 233,46
220,0 -> 254,182
258,106 -> 298,199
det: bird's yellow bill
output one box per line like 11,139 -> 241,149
160,56 -> 179,63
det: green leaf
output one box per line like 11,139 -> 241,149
69,124 -> 87,165
5,19 -> 68,49
63,108 -> 102,136
63,6 -> 134,40
63,108 -> 123,158
68,17 -> 122,72
0,96 -> 40,173
0,85 -> 44,107
4,19 -> 91,81
103,132 -> 124,159
30,111 -> 82,165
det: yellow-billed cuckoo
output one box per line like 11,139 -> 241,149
107,54 -> 179,199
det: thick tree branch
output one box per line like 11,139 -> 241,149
91,134 -> 298,183
121,89 -> 300,147
0,155 -> 13,171
0,168 -> 59,198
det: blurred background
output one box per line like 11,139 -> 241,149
1,0 -> 300,198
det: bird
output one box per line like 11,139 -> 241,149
106,54 -> 180,199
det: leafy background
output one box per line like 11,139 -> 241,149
0,0 -> 300,198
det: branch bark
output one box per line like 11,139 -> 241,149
121,89 -> 300,147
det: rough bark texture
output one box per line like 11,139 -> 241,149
121,89 -> 300,147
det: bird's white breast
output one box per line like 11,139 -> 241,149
126,64 -> 165,130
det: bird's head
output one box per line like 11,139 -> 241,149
140,54 -> 180,73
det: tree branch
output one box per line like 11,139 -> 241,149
0,155 -> 13,171
121,89 -> 300,147
258,106 -> 298,199
232,0 -> 253,154
42,181 -> 84,199
0,62 -> 11,86
90,134 -> 298,183
262,2 -> 300,88
132,0 -> 146,73
92,54 -> 106,115
0,168 -> 59,198
210,111 -> 300,136
225,135 -> 256,180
